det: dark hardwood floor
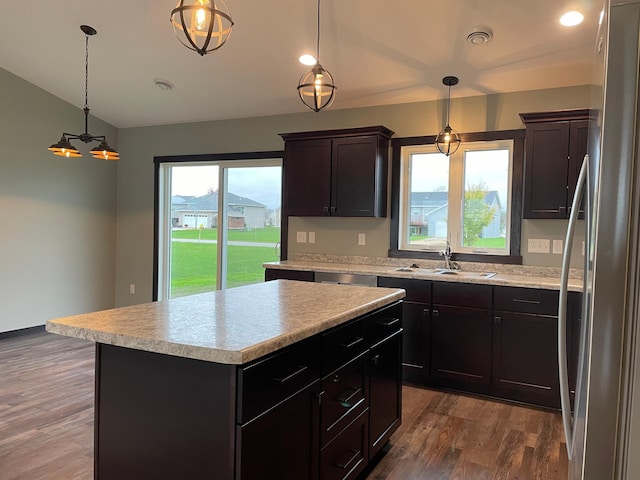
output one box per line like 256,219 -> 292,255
0,329 -> 567,480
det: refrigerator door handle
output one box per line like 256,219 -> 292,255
558,153 -> 588,460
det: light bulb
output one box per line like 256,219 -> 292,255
65,150 -> 70,157
444,133 -> 450,143
195,8 -> 207,30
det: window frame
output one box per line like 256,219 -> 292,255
389,130 -> 525,264
153,151 -> 284,301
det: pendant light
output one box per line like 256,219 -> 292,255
297,0 -> 336,112
170,0 -> 234,56
48,25 -> 119,161
435,76 -> 461,156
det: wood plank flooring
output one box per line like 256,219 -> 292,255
0,329 -> 568,480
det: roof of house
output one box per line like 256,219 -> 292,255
172,192 -> 266,211
411,190 -> 501,209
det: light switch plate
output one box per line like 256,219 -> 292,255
528,238 -> 550,254
552,239 -> 563,255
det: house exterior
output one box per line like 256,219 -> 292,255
171,192 -> 267,230
410,191 -> 503,239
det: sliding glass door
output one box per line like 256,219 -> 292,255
157,158 -> 282,300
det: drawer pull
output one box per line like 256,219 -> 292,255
372,354 -> 380,366
340,337 -> 364,349
423,308 -> 430,317
377,317 -> 400,327
512,299 -> 541,305
336,387 -> 361,408
336,449 -> 361,469
273,365 -> 308,384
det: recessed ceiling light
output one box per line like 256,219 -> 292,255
560,10 -> 584,27
298,54 -> 317,66
154,79 -> 175,91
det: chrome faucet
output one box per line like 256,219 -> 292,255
440,241 -> 460,271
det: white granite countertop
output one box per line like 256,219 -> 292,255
46,280 -> 405,365
264,259 -> 583,292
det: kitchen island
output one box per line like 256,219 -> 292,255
46,280 -> 405,480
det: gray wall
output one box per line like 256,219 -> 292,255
116,84 -> 590,307
0,67 -> 117,333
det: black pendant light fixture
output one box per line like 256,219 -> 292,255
170,0 -> 234,56
48,25 -> 119,161
435,76 -> 461,156
297,0 -> 336,112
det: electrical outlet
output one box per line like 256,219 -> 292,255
528,238 -> 550,254
129,284 -> 135,295
296,231 -> 307,243
308,231 -> 315,244
358,233 -> 366,246
552,239 -> 563,255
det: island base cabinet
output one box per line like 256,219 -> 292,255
95,344 -> 236,480
236,381 -> 321,480
368,329 -> 402,459
320,408 -> 369,480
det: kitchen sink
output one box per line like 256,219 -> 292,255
435,269 -> 497,278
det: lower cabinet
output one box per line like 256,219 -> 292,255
237,381 -> 321,480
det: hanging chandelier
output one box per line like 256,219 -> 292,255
297,0 -> 336,112
48,25 -> 119,161
170,0 -> 234,56
435,76 -> 461,156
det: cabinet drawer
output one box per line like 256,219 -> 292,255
320,408 -> 369,480
378,277 -> 431,303
321,352 -> 368,447
432,282 -> 492,309
238,338 -> 321,424
264,268 -> 315,282
322,318 -> 367,376
365,301 -> 402,346
494,286 -> 559,315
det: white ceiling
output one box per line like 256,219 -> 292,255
0,0 -> 600,128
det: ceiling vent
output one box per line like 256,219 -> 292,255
466,27 -> 493,45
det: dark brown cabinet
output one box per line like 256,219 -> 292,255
431,283 -> 493,392
280,126 -> 393,218
264,268 -> 315,282
492,286 -> 568,408
520,110 -> 590,219
377,277 -> 431,383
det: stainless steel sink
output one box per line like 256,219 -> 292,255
435,269 -> 497,278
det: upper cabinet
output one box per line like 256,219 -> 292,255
520,110 -> 590,219
280,126 -> 394,217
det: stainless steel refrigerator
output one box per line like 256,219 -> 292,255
558,0 -> 640,478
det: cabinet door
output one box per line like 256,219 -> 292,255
523,122 -> 571,218
332,136 -> 386,217
369,330 -> 402,459
400,301 -> 430,383
492,311 -> 560,408
431,305 -> 492,386
237,381 -> 320,480
284,139 -> 332,216
567,120 -> 589,218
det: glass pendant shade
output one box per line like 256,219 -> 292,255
435,75 -> 461,156
171,0 -> 234,56
297,64 -> 337,112
435,124 -> 461,156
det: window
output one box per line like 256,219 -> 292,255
154,153 -> 283,300
391,131 -> 524,262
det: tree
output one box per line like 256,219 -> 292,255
463,181 -> 498,246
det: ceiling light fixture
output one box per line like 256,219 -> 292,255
435,76 -> 461,156
297,0 -> 336,112
466,26 -> 493,46
170,0 -> 234,56
48,25 -> 119,161
559,10 -> 584,27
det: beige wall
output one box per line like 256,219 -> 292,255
0,67 -> 117,333
116,84 -> 590,306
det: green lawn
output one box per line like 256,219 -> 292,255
170,241 -> 279,298
172,226 -> 280,243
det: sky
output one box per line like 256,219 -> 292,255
171,165 -> 282,209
